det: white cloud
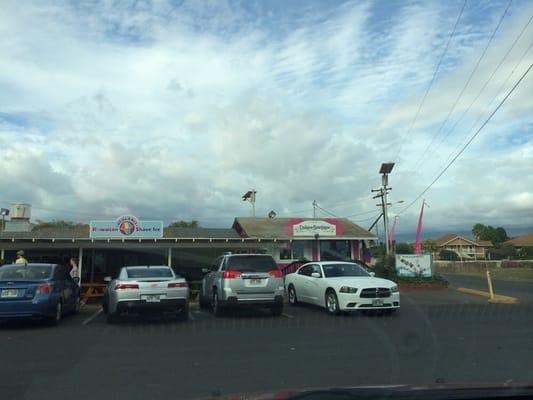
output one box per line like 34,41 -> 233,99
0,0 -> 531,235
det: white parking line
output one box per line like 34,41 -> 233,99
82,309 -> 103,325
282,313 -> 294,319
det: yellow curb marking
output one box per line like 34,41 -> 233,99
456,287 -> 519,304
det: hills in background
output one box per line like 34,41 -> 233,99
386,227 -> 533,244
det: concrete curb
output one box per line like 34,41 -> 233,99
456,287 -> 519,304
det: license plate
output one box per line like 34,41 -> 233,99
250,279 -> 261,285
372,298 -> 384,307
1,289 -> 18,298
144,295 -> 160,302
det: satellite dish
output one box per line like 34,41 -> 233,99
268,210 -> 277,219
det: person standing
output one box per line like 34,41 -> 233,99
69,257 -> 79,279
15,250 -> 28,264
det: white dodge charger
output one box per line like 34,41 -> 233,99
285,261 -> 400,315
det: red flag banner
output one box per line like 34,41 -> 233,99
388,216 -> 398,251
414,201 -> 426,254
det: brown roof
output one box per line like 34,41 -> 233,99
505,233 -> 533,247
233,217 -> 376,239
428,234 -> 492,247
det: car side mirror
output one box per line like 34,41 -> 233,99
311,272 -> 321,278
104,276 -> 112,282
369,272 -> 376,277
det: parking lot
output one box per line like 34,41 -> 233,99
1,288 -> 532,400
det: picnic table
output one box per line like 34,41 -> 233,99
80,283 -> 107,305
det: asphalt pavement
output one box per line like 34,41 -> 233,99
442,273 -> 533,303
1,290 -> 532,400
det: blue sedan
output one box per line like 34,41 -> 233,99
0,263 -> 80,325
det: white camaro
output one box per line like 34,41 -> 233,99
285,261 -> 400,315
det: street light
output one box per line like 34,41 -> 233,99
242,190 -> 257,217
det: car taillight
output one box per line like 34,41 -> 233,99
36,283 -> 53,295
114,283 -> 139,290
222,270 -> 242,279
268,270 -> 282,278
168,282 -> 188,288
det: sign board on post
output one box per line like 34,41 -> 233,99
395,254 -> 432,277
293,220 -> 337,237
90,215 -> 163,239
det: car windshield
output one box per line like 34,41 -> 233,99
323,263 -> 370,278
125,267 -> 173,279
227,256 -> 278,272
0,265 -> 52,280
2,1 -> 532,398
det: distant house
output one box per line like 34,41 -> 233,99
505,233 -> 533,250
423,234 -> 493,260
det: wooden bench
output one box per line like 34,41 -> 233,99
80,283 -> 107,305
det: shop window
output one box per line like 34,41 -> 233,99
280,244 -> 292,260
292,241 -> 305,260
320,240 -> 351,261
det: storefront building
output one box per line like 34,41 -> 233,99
232,217 -> 375,268
0,215 -> 376,283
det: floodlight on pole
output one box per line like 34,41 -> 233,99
242,190 -> 257,217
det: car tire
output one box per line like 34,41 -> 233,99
288,285 -> 298,305
325,290 -> 340,316
271,304 -> 283,317
177,303 -> 189,321
212,290 -> 224,317
72,296 -> 81,315
47,301 -> 62,326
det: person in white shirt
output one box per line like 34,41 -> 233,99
69,257 -> 79,280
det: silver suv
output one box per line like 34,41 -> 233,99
199,254 -> 284,316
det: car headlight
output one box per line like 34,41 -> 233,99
339,286 -> 358,294
390,285 -> 399,293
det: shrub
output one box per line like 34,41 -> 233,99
395,242 -> 413,254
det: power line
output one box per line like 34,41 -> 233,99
398,61 -> 532,215
440,39 -> 533,168
394,0 -> 468,161
348,213 -> 382,223
408,0 -> 513,174
314,203 -> 339,218
343,209 -> 382,218
422,13 -> 533,169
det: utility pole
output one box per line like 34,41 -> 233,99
382,178 -> 390,256
251,190 -> 256,217
372,188 -> 388,252
373,162 -> 395,257
312,200 -> 317,218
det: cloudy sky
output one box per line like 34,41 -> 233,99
0,0 -> 532,237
